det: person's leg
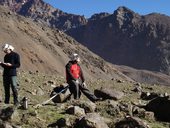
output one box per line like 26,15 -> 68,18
68,80 -> 80,99
11,76 -> 19,105
79,83 -> 99,102
3,76 -> 10,104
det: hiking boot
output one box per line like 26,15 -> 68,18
14,101 -> 20,107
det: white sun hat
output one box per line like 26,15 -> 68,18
70,53 -> 80,61
2,43 -> 14,51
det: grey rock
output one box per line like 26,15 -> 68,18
115,116 -> 149,128
94,88 -> 124,100
66,106 -> 85,116
76,113 -> 109,128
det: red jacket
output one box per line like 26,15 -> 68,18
65,61 -> 85,83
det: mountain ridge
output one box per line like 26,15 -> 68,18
67,6 -> 170,75
2,1 -> 170,76
0,0 -> 87,31
0,5 -> 133,82
1,2 -> 170,85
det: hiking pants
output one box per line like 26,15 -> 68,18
3,76 -> 19,104
68,79 -> 98,102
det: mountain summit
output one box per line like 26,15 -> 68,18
67,6 -> 170,75
0,0 -> 87,31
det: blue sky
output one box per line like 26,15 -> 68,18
43,0 -> 170,18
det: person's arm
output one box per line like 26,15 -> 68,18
0,62 -> 12,67
79,64 -> 85,83
0,53 -> 20,68
0,56 -> 7,68
0,61 -> 9,68
12,53 -> 20,68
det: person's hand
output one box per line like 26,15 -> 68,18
4,63 -> 12,66
75,79 -> 79,84
82,82 -> 87,88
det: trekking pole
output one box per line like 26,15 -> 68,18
34,85 -> 69,108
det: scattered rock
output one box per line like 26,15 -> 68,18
140,92 -> 160,100
47,80 -> 56,85
25,78 -> 31,83
0,106 -> 15,121
76,113 -> 109,128
66,106 -> 85,116
116,79 -> 124,83
132,106 -> 155,121
132,85 -> 142,93
72,100 -> 96,113
48,117 -> 72,128
94,88 -> 124,100
36,88 -> 44,96
115,116 -> 149,128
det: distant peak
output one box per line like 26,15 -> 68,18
113,6 -> 141,24
89,12 -> 110,20
117,6 -> 133,11
114,6 -> 137,16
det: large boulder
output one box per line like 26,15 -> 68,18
0,119 -> 13,128
0,106 -> 15,121
75,113 -> 109,128
115,116 -> 149,128
94,88 -> 124,100
66,106 -> 85,116
71,100 -> 96,113
144,96 -> 170,122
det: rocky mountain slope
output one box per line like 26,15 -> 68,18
67,7 -> 170,75
1,2 -> 170,85
0,0 -> 87,31
1,0 -> 170,76
0,5 -> 132,82
2,0 -> 170,76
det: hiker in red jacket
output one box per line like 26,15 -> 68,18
65,53 -> 101,102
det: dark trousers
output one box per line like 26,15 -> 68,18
3,76 -> 18,104
68,79 -> 98,102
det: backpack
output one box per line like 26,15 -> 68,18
50,84 -> 71,103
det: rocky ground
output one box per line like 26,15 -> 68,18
0,71 -> 170,128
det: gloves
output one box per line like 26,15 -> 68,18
82,82 -> 87,88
